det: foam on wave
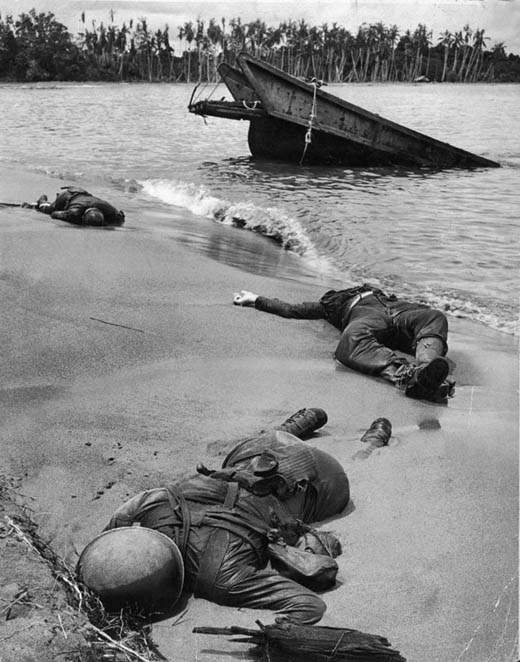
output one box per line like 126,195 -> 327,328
419,289 -> 519,337
141,178 -> 518,336
361,275 -> 519,337
141,178 -> 320,257
116,177 -> 519,338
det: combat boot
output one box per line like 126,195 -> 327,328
360,417 -> 392,447
353,417 -> 392,460
396,357 -> 450,401
276,408 -> 328,438
434,376 -> 456,400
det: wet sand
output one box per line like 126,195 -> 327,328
1,169 -> 518,662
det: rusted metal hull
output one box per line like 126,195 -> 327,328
247,116 -> 450,167
188,53 -> 500,168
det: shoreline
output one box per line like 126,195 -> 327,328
1,170 -> 518,661
2,161 -> 517,339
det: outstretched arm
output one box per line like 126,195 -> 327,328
233,290 -> 326,320
35,193 -> 63,215
197,534 -> 327,625
233,290 -> 259,306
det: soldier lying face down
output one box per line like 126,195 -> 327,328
78,408 -> 350,624
32,186 -> 125,226
233,287 -> 455,402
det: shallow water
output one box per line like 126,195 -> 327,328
0,81 -> 518,334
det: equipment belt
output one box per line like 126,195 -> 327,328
165,486 -> 191,557
224,482 -> 239,508
346,290 -> 374,316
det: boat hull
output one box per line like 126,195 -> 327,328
248,115 -> 471,167
189,54 -> 500,168
238,53 -> 499,168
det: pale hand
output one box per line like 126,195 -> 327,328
233,290 -> 259,306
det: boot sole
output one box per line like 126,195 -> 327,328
277,408 -> 328,437
417,357 -> 450,391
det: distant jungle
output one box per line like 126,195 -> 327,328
1,9 -> 519,83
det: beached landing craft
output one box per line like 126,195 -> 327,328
188,52 -> 500,168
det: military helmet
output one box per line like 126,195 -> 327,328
82,207 -> 105,225
77,526 -> 184,612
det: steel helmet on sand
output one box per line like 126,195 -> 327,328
82,207 -> 105,225
77,526 -> 184,612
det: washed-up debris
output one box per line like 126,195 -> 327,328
194,619 -> 406,661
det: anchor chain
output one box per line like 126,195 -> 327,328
300,78 -> 324,165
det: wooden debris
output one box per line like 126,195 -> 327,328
193,620 -> 407,661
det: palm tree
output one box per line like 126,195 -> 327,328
325,23 -> 340,81
205,18 -> 223,81
178,21 -> 194,81
264,23 -> 284,67
438,30 -> 452,81
162,25 -> 175,80
135,18 -> 153,81
466,28 -> 488,81
484,41 -> 505,81
229,17 -> 245,60
358,24 -> 373,81
457,24 -> 473,79
245,19 -> 268,59
411,24 -> 430,79
115,22 -> 129,79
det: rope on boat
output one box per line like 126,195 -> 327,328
189,77 -> 226,125
206,79 -> 222,101
242,100 -> 259,110
299,78 -> 323,165
190,78 -> 223,106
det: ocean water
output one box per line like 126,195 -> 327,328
0,81 -> 518,335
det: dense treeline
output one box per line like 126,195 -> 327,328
1,8 -> 519,83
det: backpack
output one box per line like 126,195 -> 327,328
319,284 -> 378,328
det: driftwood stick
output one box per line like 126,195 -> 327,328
193,626 -> 233,635
193,625 -> 261,638
5,515 -> 33,548
57,613 -> 68,639
88,624 -> 153,662
0,590 -> 29,616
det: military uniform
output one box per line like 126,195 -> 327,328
105,430 -> 350,624
254,285 -> 449,385
38,186 -> 125,226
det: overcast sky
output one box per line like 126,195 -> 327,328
1,0 -> 519,52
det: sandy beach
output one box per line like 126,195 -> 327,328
1,168 -> 518,662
